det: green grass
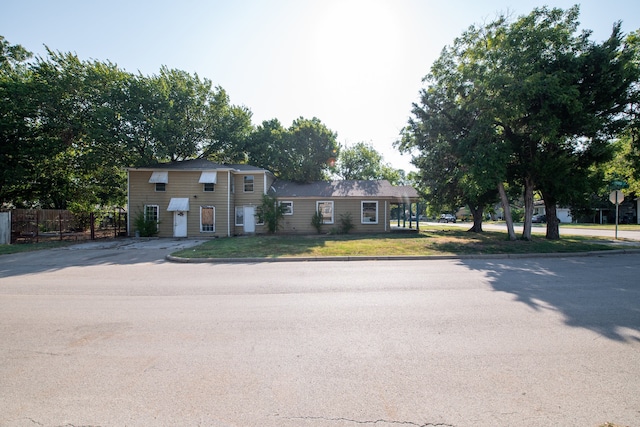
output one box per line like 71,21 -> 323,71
0,240 -> 73,255
172,226 -> 637,259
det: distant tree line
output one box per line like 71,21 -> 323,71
397,6 -> 640,240
2,36 -> 404,211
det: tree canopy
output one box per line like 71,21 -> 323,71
398,6 -> 639,239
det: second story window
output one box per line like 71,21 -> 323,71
243,175 -> 254,192
203,183 -> 215,192
155,183 -> 166,192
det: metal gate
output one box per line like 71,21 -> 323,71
8,208 -> 127,244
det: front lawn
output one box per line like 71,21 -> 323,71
171,227 -> 631,259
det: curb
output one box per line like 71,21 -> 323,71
166,248 -> 640,264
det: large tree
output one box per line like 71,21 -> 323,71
400,6 -> 639,239
246,117 -> 339,183
336,141 -> 404,184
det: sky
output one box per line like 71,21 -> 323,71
2,0 -> 640,172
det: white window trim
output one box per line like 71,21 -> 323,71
316,200 -> 334,224
243,175 -> 254,192
361,201 -> 379,224
235,206 -> 244,226
200,206 -> 215,232
280,201 -> 294,215
144,205 -> 159,231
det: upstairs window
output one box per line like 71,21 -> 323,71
243,175 -> 254,192
155,183 -> 166,192
203,183 -> 215,192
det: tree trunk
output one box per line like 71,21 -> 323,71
468,205 -> 484,232
522,176 -> 534,241
498,181 -> 516,241
543,193 -> 560,240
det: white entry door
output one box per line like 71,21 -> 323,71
173,211 -> 188,237
243,206 -> 255,233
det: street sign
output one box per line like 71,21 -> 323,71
609,190 -> 624,205
609,190 -> 624,240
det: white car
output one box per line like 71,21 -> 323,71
439,214 -> 456,223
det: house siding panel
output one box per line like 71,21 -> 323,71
129,170 -> 233,238
278,198 -> 387,234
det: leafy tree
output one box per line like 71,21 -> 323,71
244,118 -> 288,174
247,117 -> 339,183
258,194 -> 287,233
282,117 -> 339,183
399,6 -> 639,240
337,142 -> 384,180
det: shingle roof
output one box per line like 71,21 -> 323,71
129,159 -> 267,172
270,180 -> 419,201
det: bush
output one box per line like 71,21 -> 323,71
311,210 -> 324,234
258,194 -> 287,234
133,210 -> 159,237
338,212 -> 354,234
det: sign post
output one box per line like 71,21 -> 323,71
609,190 -> 625,239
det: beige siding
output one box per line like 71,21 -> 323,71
128,170 -> 233,238
278,198 -> 388,234
230,172 -> 268,235
129,168 -> 392,237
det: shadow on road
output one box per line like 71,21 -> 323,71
460,254 -> 640,343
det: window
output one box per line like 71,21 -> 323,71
235,206 -> 244,226
255,206 -> 264,225
243,175 -> 254,192
316,201 -> 334,224
280,201 -> 293,215
203,183 -> 215,192
201,206 -> 215,232
144,205 -> 159,232
361,201 -> 378,224
149,171 -> 168,192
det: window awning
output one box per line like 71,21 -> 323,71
198,171 -> 218,184
148,171 -> 169,184
167,198 -> 190,212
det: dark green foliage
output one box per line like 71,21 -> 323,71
311,210 -> 324,234
258,194 -> 287,234
338,212 -> 354,234
133,211 -> 159,237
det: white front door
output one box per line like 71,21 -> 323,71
173,211 -> 188,237
243,206 -> 255,233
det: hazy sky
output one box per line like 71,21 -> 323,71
3,0 -> 640,171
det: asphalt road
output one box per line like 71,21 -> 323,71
1,241 -> 639,427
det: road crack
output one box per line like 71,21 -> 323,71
282,415 -> 454,427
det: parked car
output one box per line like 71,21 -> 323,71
531,214 -> 546,223
439,213 -> 456,223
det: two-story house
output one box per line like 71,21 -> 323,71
127,159 -> 419,238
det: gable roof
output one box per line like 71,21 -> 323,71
270,180 -> 419,201
128,158 -> 268,173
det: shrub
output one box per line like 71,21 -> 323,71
311,210 -> 324,234
258,194 -> 287,234
338,212 -> 354,234
133,210 -> 159,237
